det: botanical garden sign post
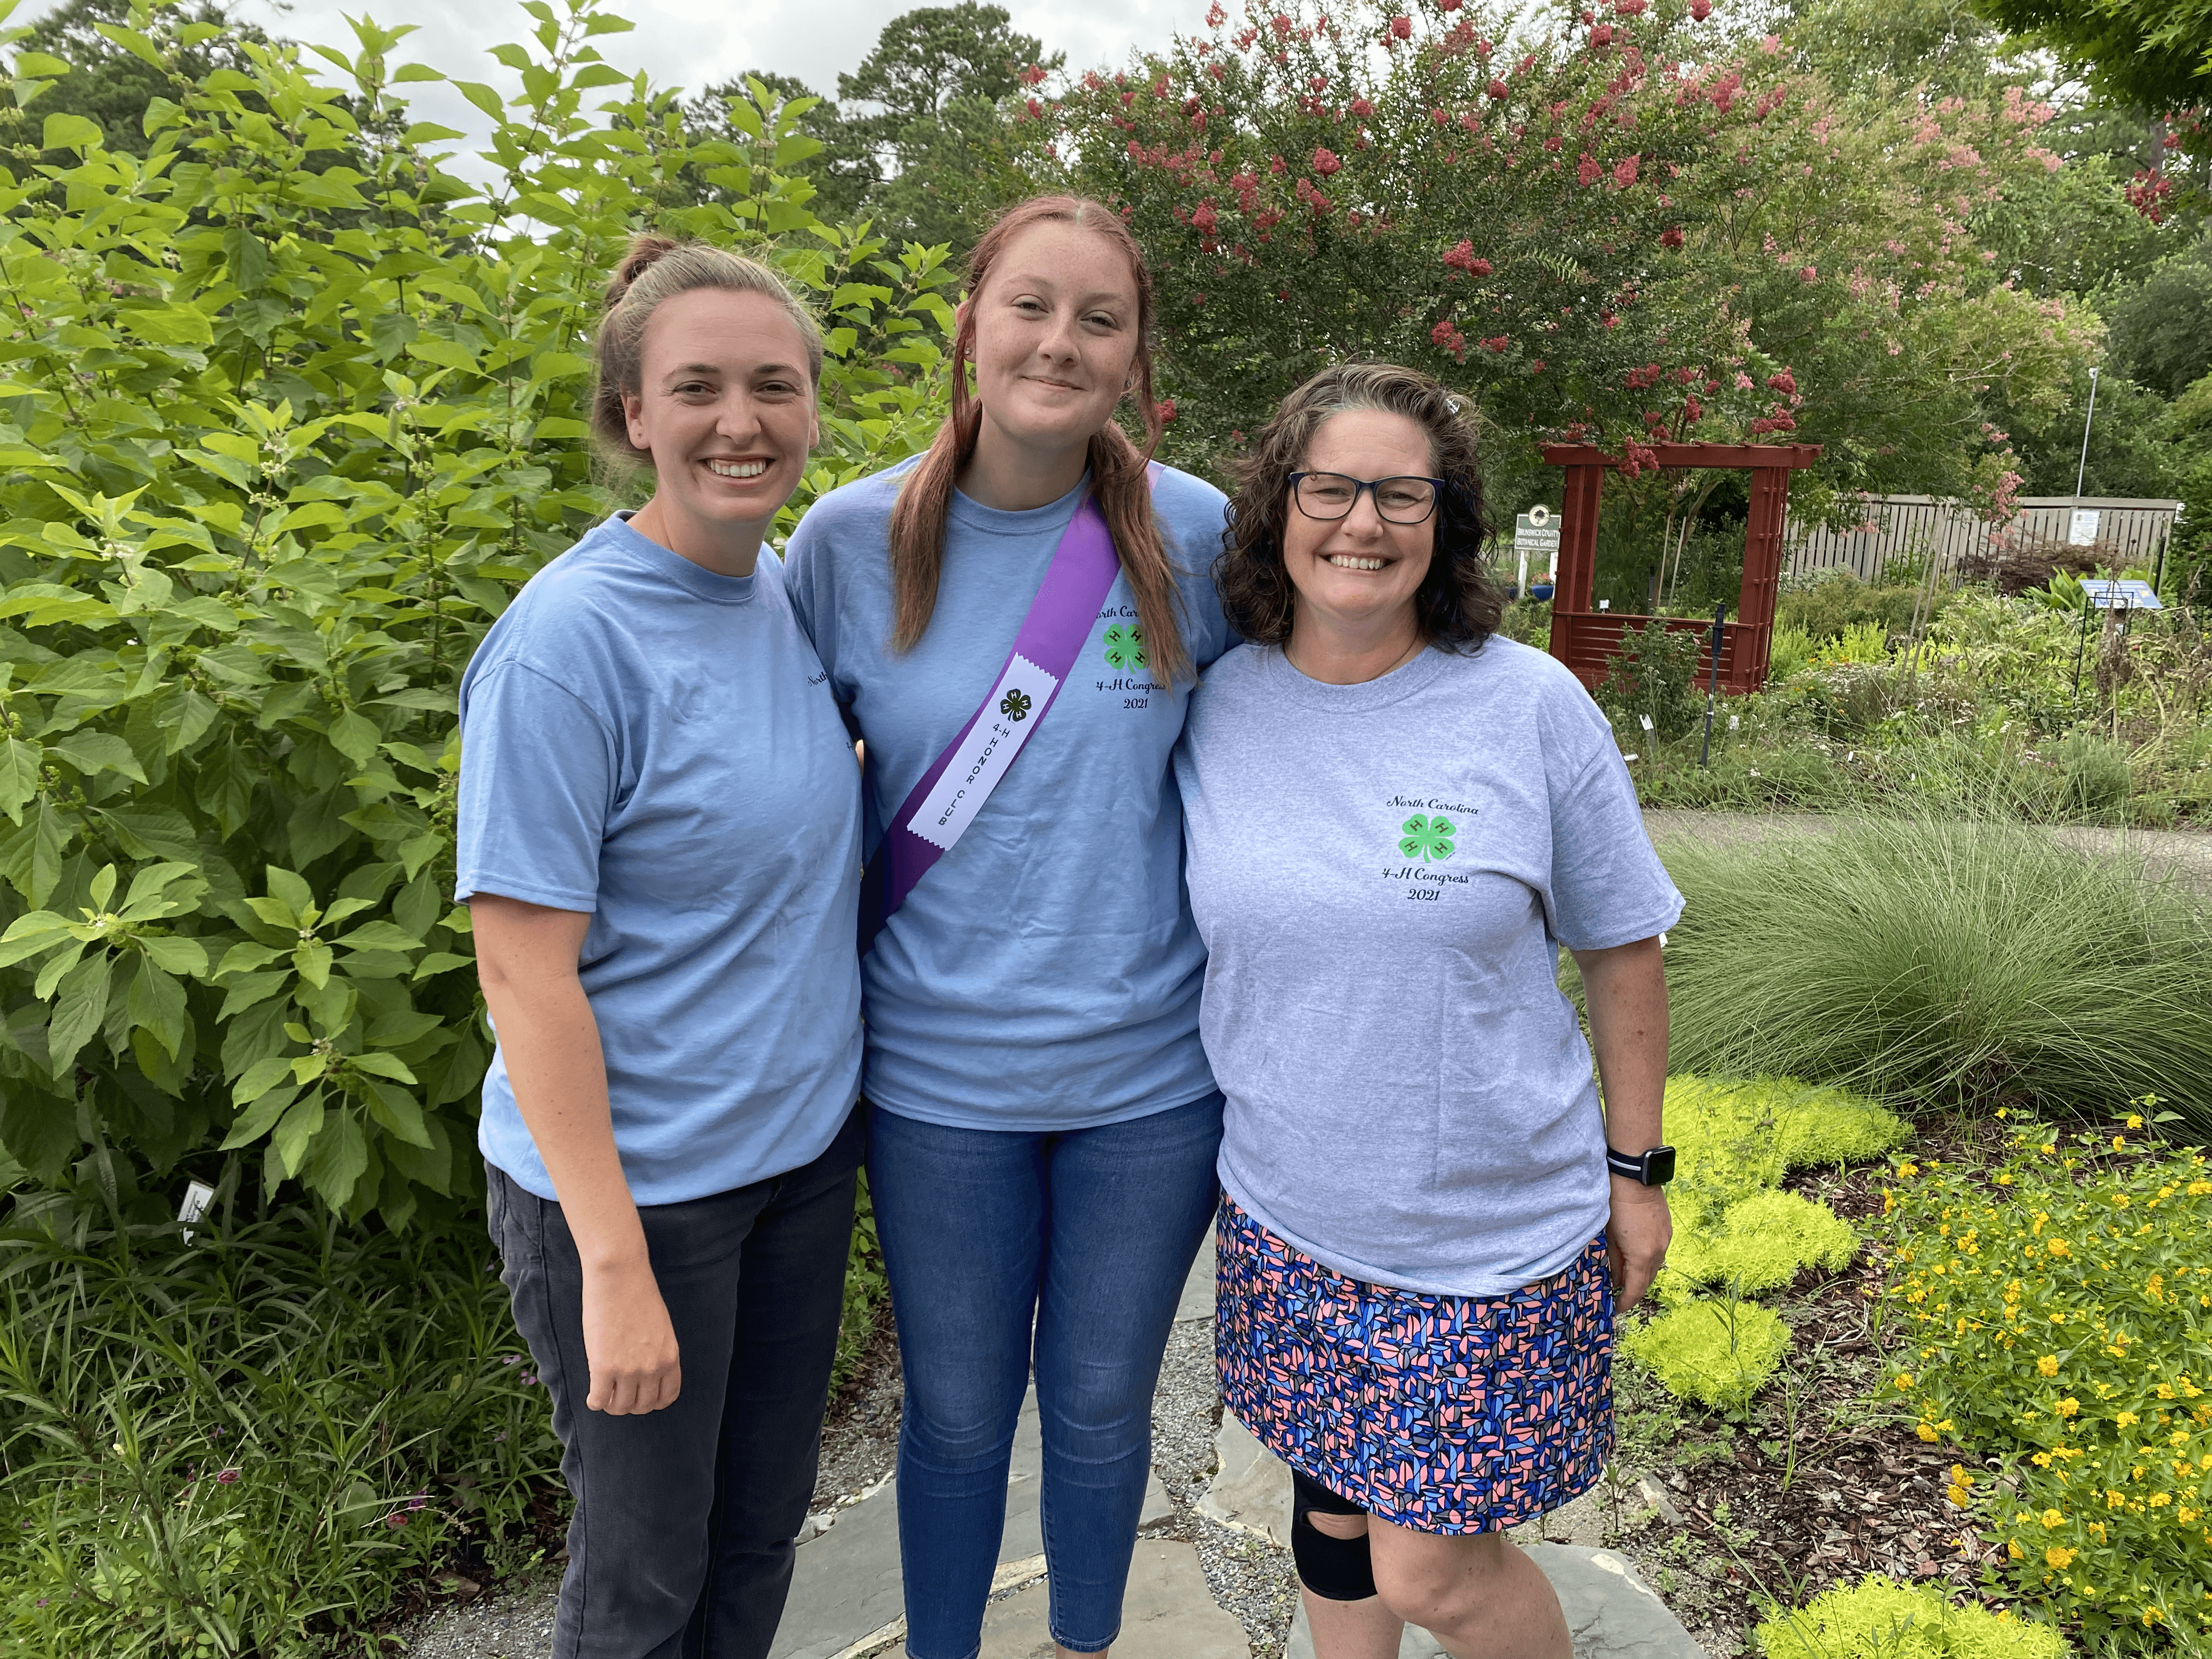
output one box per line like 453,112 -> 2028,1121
1541,443 -> 1825,693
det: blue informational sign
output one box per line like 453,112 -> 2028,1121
2086,579 -> 2163,611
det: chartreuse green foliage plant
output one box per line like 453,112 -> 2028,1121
1623,1295 -> 1793,1414
1755,1573 -> 2069,1659
1656,814 -> 2212,1135
1880,1113 -> 2212,1647
1622,1075 -> 1903,1409
0,0 -> 954,1229
0,1196 -> 562,1657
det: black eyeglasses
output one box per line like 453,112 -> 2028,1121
1288,472 -> 1447,525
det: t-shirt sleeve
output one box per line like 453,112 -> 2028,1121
453,659 -> 617,912
1544,741 -> 1684,952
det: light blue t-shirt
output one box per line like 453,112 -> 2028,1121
1176,638 -> 1684,1296
454,514 -> 865,1205
782,464 -> 1235,1130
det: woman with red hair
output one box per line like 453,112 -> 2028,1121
785,196 -> 1233,1659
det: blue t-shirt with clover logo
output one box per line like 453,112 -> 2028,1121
454,514 -> 865,1205
1174,637 -> 1683,1296
783,465 -> 1234,1130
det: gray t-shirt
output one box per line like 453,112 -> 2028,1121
1173,637 -> 1684,1297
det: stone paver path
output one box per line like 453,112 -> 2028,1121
403,1238 -> 1705,1659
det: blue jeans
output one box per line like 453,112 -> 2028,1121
867,1093 -> 1224,1659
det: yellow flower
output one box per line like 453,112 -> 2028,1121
2038,1355 -> 2060,1376
1897,1162 -> 1920,1178
2057,1398 -> 2080,1418
2125,1114 -> 2144,1129
1946,1484 -> 1971,1507
2047,1239 -> 2070,1257
2113,1136 -> 2128,1150
1995,1173 -> 2013,1186
1950,1464 -> 1971,1485
2187,1181 -> 2212,1197
2181,1508 -> 2200,1524
1917,1423 -> 1940,1443
1896,1374 -> 1915,1390
2046,1545 -> 2076,1568
2041,1143 -> 2058,1155
2007,1538 -> 2025,1560
2041,1508 -> 2065,1528
2118,1412 -> 2140,1429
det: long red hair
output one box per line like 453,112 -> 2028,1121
887,196 -> 1189,684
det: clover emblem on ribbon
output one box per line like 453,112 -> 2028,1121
1399,812 -> 1456,862
999,687 -> 1034,721
1103,623 -> 1149,670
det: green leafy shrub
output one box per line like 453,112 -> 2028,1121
1881,1115 -> 2212,1645
1776,573 -> 1941,644
0,1198 -> 561,1657
1656,814 -> 2212,1134
1622,1298 -> 1792,1412
1598,618 -> 1706,743
0,0 -> 953,1227
1755,1575 -> 2069,1659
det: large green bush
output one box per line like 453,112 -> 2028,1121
0,0 -> 953,1229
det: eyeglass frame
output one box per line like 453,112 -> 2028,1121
1286,471 -> 1452,526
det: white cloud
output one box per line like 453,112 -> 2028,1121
21,0 -> 1213,189
22,0 -> 1210,149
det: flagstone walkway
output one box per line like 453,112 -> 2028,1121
403,1239 -> 1703,1659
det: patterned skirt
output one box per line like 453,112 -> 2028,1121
1215,1193 -> 1613,1534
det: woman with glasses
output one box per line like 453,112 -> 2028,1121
1173,363 -> 1682,1659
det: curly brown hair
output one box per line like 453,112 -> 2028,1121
1217,362 -> 1503,648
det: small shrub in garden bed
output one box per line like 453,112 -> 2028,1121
1623,1076 -> 1903,1409
1755,1573 -> 2069,1658
1624,1297 -> 1793,1413
1881,1114 -> 2212,1645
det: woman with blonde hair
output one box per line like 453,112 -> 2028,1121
459,235 -> 864,1658
784,195 -> 1234,1659
1177,362 -> 1680,1659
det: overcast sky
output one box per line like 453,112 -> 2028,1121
24,1 -> 1211,149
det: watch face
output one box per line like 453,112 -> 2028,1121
1648,1146 -> 1678,1186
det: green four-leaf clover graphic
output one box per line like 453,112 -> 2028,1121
999,687 -> 1033,721
1102,623 -> 1148,670
1399,813 -> 1455,861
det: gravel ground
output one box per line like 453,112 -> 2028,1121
1152,1316 -> 1302,1659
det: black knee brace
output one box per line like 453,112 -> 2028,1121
1290,1469 -> 1376,1601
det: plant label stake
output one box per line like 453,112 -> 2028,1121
1699,601 -> 1726,766
178,1179 -> 215,1244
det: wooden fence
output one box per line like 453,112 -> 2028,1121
1784,495 -> 2183,585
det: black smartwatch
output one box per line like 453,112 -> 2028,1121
1606,1144 -> 1677,1186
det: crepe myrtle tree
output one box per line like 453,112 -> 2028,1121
1026,0 -> 2096,552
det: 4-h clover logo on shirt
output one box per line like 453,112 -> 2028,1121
999,687 -> 1033,721
1102,623 -> 1148,670
1399,813 -> 1456,861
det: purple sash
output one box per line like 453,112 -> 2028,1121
858,488 -> 1128,949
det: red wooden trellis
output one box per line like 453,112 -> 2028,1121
1540,442 -> 1824,695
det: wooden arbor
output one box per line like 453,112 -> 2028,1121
1541,442 -> 1824,694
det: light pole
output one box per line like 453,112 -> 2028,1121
2070,366 -> 2101,699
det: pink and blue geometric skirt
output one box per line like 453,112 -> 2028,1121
1215,1193 -> 1615,1535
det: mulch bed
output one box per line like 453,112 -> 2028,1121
1609,1111 -> 2028,1656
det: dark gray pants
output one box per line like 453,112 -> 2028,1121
486,1109 -> 862,1659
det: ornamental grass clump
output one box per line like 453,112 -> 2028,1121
1880,1111 -> 2212,1644
1657,813 -> 2212,1135
1754,1574 -> 2068,1658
